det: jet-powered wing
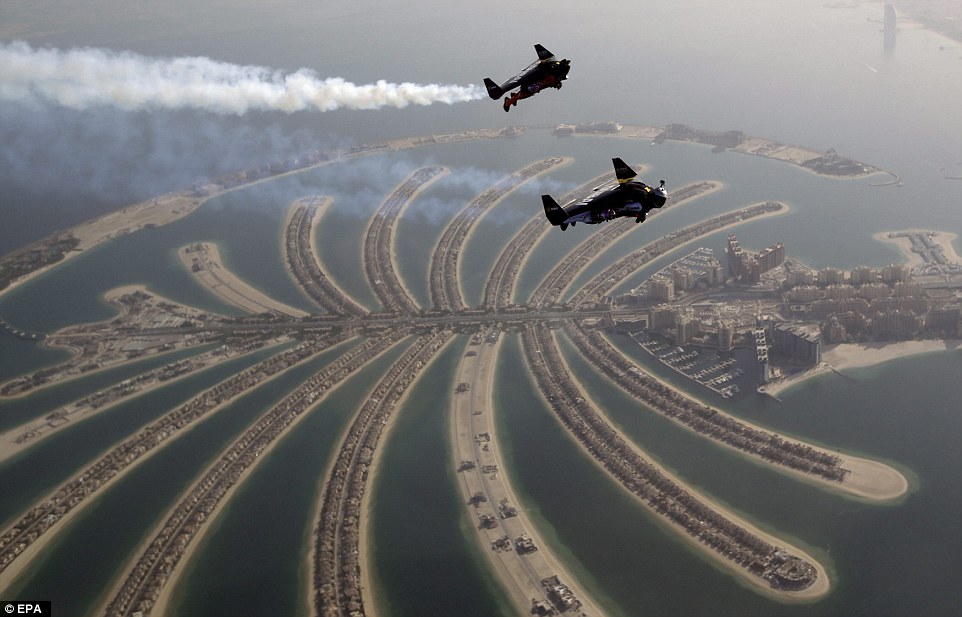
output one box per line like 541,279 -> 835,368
613,158 -> 638,183
483,44 -> 570,111
541,158 -> 668,231
534,44 -> 555,61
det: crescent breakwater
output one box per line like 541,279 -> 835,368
0,122 -> 887,299
0,127 -> 912,615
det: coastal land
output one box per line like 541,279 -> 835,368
873,230 -> 962,268
0,125 -> 934,615
448,330 -> 604,616
178,242 -> 308,317
761,338 -> 962,399
758,228 -> 962,399
0,334 -> 313,593
0,193 -> 203,300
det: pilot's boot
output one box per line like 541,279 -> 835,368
503,96 -> 516,112
635,213 -> 646,223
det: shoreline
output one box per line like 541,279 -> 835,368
0,285 -> 235,456
0,281 -> 229,388
872,230 -> 962,268
542,330 -> 831,602
612,331 -> 910,502
178,242 -> 308,317
359,334 -> 457,617
761,338 -> 962,399
0,192 -> 205,302
447,331 -> 606,616
0,337 -> 297,593
385,171 -> 438,313
105,340 -> 354,617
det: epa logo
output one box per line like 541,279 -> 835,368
2,602 -> 51,615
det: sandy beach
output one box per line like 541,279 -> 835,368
762,338 -> 962,400
178,242 -> 308,317
0,193 -> 204,302
0,284 -> 238,459
600,331 -> 910,503
0,336 -> 298,594
104,334 -> 366,617
0,341 -> 245,463
358,335 -> 458,617
548,330 -> 831,602
873,230 -> 962,268
299,195 -> 368,312
447,331 -> 607,616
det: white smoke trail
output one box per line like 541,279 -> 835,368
0,41 -> 485,114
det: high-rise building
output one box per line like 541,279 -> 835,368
871,297 -> 929,315
672,266 -> 695,291
773,323 -> 821,365
757,242 -> 785,273
882,264 -> 911,283
833,311 -> 869,336
809,298 -> 871,319
927,306 -> 960,335
894,280 -> 922,297
726,235 -> 744,277
850,266 -> 880,286
822,316 -> 848,344
787,269 -> 816,287
884,2 -> 897,52
817,267 -> 845,286
706,258 -> 726,286
858,282 -> 889,300
873,309 -> 922,339
825,284 -> 855,300
726,234 -> 784,284
718,320 -> 735,352
675,314 -> 699,346
753,329 -> 770,383
649,305 -> 676,330
788,285 -> 820,303
648,276 -> 674,302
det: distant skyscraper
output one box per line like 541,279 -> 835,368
718,321 -> 735,352
884,3 -> 897,52
672,266 -> 694,291
817,267 -> 845,286
753,329 -> 770,383
675,314 -> 698,346
773,324 -> 821,365
726,234 -> 784,284
648,276 -> 674,302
